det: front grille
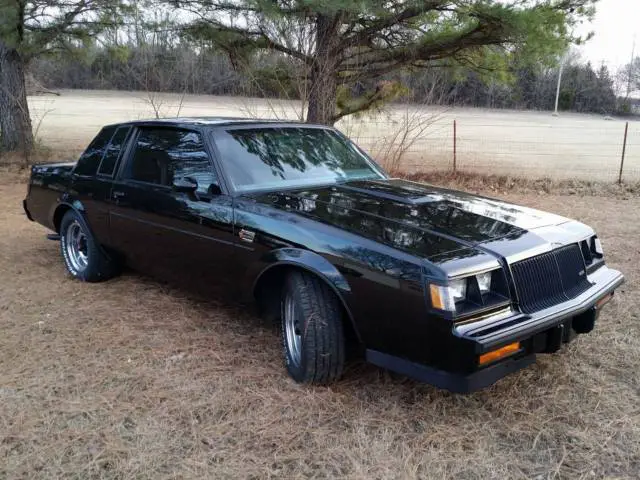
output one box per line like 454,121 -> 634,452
510,244 -> 591,314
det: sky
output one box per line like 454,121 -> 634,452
578,0 -> 639,70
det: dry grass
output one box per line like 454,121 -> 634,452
401,171 -> 640,198
0,166 -> 31,186
1,180 -> 639,479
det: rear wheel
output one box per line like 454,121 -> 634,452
59,210 -> 119,282
281,270 -> 345,384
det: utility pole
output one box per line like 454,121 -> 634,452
553,57 -> 565,116
626,36 -> 636,99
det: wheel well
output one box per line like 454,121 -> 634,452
253,264 -> 361,346
53,205 -> 72,233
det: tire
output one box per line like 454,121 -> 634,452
281,270 -> 345,384
59,210 -> 119,282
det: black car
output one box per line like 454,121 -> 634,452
23,118 -> 624,392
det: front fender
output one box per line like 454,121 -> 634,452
250,247 -> 351,295
249,248 -> 359,341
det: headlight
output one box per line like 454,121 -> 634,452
448,278 -> 467,303
429,269 -> 510,314
476,271 -> 492,294
592,237 -> 603,257
581,235 -> 604,267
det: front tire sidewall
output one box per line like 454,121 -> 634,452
280,271 -> 345,385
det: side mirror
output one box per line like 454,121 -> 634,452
172,177 -> 198,193
208,183 -> 222,196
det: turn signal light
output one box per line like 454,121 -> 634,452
478,342 -> 520,366
595,293 -> 613,310
430,284 -> 446,310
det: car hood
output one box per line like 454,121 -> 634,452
247,178 -> 589,262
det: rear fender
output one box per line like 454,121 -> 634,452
51,198 -> 86,233
52,200 -> 114,261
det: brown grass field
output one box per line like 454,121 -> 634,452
1,170 -> 639,479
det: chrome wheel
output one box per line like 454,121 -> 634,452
284,292 -> 303,367
65,220 -> 89,273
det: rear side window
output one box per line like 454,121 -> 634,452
74,126 -> 116,176
98,126 -> 131,177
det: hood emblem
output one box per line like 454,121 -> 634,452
239,229 -> 256,243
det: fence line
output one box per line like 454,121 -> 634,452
349,117 -> 640,183
619,122 -> 629,184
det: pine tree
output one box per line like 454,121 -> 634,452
173,0 -> 596,124
0,0 -> 125,153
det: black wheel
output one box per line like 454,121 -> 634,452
59,210 -> 119,282
281,270 -> 345,384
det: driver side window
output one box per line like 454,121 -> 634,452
125,127 -> 217,194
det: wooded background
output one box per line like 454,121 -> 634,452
32,43 -> 624,114
2,1 -> 640,156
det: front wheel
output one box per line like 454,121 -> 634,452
59,210 -> 119,282
281,270 -> 345,385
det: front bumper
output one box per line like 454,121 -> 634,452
455,266 -> 624,352
366,266 -> 624,393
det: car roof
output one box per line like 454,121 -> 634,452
105,117 -> 330,130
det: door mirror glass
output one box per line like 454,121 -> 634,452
172,177 -> 198,193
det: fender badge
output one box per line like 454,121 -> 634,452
239,229 -> 256,243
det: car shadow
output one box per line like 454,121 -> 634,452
107,265 -> 548,410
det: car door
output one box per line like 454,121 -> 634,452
107,126 -> 236,287
67,125 -> 132,245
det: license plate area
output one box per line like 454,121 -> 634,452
529,310 -> 597,354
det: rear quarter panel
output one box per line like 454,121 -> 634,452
25,163 -> 75,230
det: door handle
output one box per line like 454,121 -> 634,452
112,191 -> 125,199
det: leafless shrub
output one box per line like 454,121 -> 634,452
340,75 -> 450,173
31,99 -> 55,147
235,88 -> 300,122
25,72 -> 60,97
140,89 -> 188,119
371,105 -> 446,173
234,53 -> 310,121
129,49 -> 189,119
0,87 -> 56,167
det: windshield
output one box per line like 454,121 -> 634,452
212,127 -> 386,192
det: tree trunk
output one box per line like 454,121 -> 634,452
0,41 -> 34,153
306,63 -> 337,125
306,14 -> 341,126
